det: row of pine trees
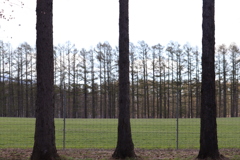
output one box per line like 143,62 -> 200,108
0,40 -> 239,118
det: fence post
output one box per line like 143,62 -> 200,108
176,91 -> 179,149
63,83 -> 66,149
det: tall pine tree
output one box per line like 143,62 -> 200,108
197,0 -> 224,159
112,0 -> 136,158
31,0 -> 59,159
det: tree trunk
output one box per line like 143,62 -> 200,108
194,50 -> 200,118
136,70 -> 140,118
82,49 -> 88,118
30,49 -> 35,117
222,48 -> 227,117
31,0 -> 60,159
112,0 -> 136,158
90,50 -> 96,118
130,43 -> 136,118
25,44 -> 29,117
197,0 -> 222,159
152,50 -> 156,118
72,50 -> 77,118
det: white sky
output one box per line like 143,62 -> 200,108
0,0 -> 240,49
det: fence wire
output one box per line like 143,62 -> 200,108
0,117 -> 239,149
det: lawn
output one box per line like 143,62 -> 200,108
0,117 -> 239,149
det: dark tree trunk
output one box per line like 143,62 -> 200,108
82,49 -> 88,118
152,50 -> 156,118
72,50 -> 77,118
90,50 -> 96,118
30,49 -> 35,117
130,43 -> 135,118
25,45 -> 29,117
31,0 -> 60,159
194,50 -> 201,118
103,46 -> 107,118
99,54 -> 103,118
222,48 -> 227,117
112,0 -> 136,158
136,70 -> 140,118
197,0 -> 223,159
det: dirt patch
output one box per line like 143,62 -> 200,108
0,148 -> 239,160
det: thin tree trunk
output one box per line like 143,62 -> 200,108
99,56 -> 103,118
30,50 -> 35,117
130,44 -> 135,118
223,49 -> 227,117
1,42 -> 6,116
158,45 -> 164,118
82,49 -> 88,118
152,52 -> 156,118
136,69 -> 140,118
25,45 -> 29,117
90,50 -> 96,118
195,50 -> 200,118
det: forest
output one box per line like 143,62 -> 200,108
1,0 -> 238,159
0,40 -> 239,118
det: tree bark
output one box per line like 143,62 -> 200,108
112,0 -> 136,158
31,0 -> 60,159
197,0 -> 222,159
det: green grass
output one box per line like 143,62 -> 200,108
0,117 -> 239,149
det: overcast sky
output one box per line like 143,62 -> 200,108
0,0 -> 240,49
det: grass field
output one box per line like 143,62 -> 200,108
0,117 -> 239,149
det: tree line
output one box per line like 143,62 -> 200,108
0,40 -> 239,118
